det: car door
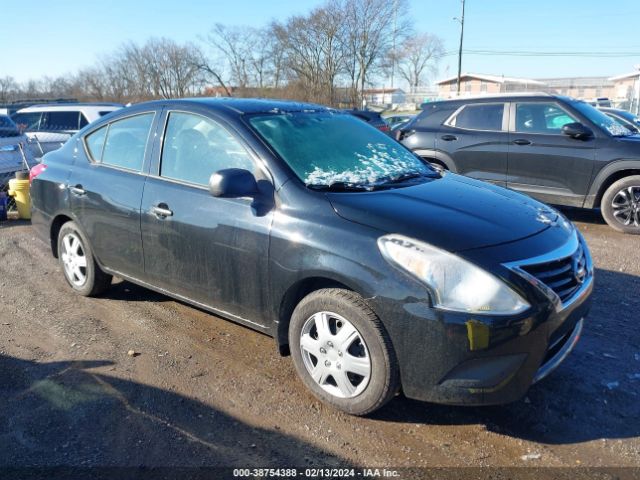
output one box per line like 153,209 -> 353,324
140,109 -> 274,328
507,101 -> 596,206
436,102 -> 509,186
68,110 -> 158,278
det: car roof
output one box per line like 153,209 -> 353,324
157,97 -> 330,115
17,103 -> 122,113
420,92 -> 580,109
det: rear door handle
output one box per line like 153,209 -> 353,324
441,134 -> 458,141
68,185 -> 86,196
151,204 -> 173,218
512,139 -> 532,146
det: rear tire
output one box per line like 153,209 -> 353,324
288,288 -> 400,416
601,175 -> 640,234
57,221 -> 112,296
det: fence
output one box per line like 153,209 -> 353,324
0,137 -> 53,218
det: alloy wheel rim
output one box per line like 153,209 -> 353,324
611,186 -> 640,227
299,311 -> 371,399
61,232 -> 88,287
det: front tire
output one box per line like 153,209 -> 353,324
57,221 -> 112,296
288,288 -> 400,416
601,175 -> 640,234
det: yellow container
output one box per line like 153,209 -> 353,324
8,177 -> 31,219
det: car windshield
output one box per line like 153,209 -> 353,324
571,101 -> 633,136
249,111 -> 433,189
0,115 -> 20,137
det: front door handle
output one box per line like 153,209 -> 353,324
512,138 -> 532,146
441,134 -> 458,141
68,185 -> 86,196
151,204 -> 173,218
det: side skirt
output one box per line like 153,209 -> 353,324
102,267 -> 272,335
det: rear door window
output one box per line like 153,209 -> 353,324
448,103 -> 505,131
84,113 -> 154,171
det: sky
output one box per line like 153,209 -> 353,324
1,0 -> 639,86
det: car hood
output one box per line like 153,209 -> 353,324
328,173 -> 558,252
617,134 -> 640,143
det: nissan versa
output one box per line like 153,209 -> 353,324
30,98 -> 593,415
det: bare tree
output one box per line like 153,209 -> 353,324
396,33 -> 444,92
206,24 -> 254,88
342,0 -> 409,106
273,1 -> 346,105
0,76 -> 18,102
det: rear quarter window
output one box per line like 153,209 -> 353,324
448,103 -> 505,131
414,105 -> 458,128
42,111 -> 81,131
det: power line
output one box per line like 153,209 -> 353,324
439,49 -> 640,58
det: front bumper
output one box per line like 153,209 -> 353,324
370,229 -> 593,406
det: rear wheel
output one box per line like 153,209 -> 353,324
57,221 -> 112,296
601,175 -> 640,234
289,288 -> 400,415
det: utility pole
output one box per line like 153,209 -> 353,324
390,0 -> 398,90
455,0 -> 466,95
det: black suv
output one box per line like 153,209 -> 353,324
397,93 -> 640,234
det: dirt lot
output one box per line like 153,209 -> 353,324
1,209 -> 639,476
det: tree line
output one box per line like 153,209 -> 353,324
0,0 -> 443,107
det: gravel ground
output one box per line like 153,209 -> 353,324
0,209 -> 639,476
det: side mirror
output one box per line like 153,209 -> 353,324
562,122 -> 593,139
209,168 -> 258,198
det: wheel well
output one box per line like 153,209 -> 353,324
595,169 -> 640,208
422,157 -> 448,170
50,214 -> 73,258
276,277 -> 351,356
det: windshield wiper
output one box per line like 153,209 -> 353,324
376,171 -> 435,186
307,182 -> 371,192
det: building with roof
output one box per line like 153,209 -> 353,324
608,71 -> 640,112
363,88 -> 405,107
436,73 -> 545,98
537,76 -> 614,101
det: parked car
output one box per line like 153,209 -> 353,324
31,98 -> 592,415
343,109 -> 390,132
599,107 -> 640,133
397,93 -> 640,234
587,97 -> 612,108
0,114 -> 36,183
12,103 -> 122,157
384,113 -> 415,131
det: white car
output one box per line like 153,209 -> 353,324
11,103 -> 122,157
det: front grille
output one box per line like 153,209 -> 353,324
520,242 -> 587,303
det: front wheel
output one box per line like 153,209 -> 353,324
601,175 -> 640,234
289,289 -> 400,416
57,221 -> 112,296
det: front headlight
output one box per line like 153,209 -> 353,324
378,234 -> 530,315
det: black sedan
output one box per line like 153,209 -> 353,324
31,98 -> 593,415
